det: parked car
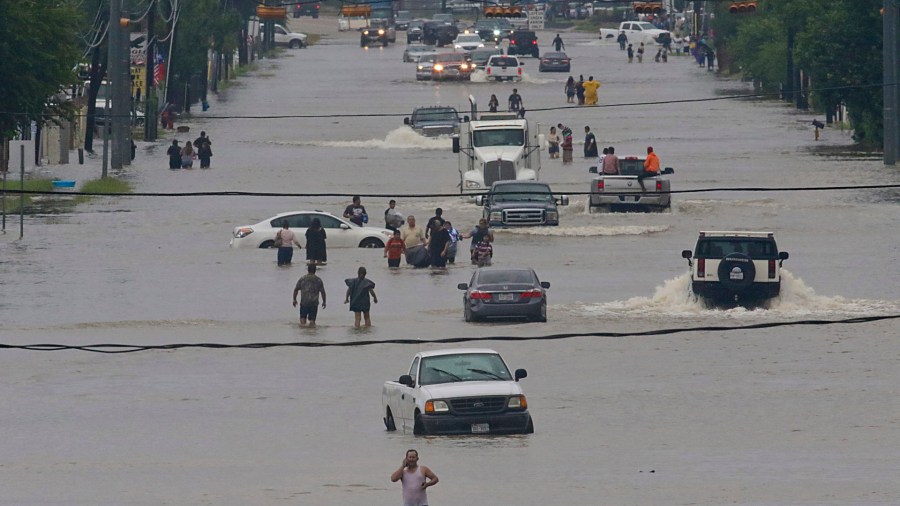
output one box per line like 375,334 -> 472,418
403,44 -> 434,63
404,105 -> 462,137
382,348 -> 534,435
484,55 -> 524,81
273,24 -> 307,49
431,52 -> 472,81
292,2 -> 319,18
395,10 -> 412,30
681,231 -> 790,307
458,267 -> 550,322
415,53 -> 438,81
453,33 -> 485,51
507,29 -> 539,57
538,51 -> 571,72
230,211 -> 393,249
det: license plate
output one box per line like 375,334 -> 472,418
623,196 -> 637,202
498,293 -> 515,301
471,423 -> 489,433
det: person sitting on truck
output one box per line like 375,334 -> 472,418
637,146 -> 660,191
601,146 -> 620,175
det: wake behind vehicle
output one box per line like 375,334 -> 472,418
458,268 -> 550,322
404,106 -> 463,137
382,348 -> 534,435
476,181 -> 568,227
588,156 -> 674,213
230,211 -> 392,249
682,231 -> 790,307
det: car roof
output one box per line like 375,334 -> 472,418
269,210 -> 338,219
418,348 -> 500,358
699,231 -> 775,238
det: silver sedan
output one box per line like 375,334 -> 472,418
458,268 -> 549,322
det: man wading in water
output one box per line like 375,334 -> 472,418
391,449 -> 439,506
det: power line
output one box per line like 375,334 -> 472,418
2,314 -> 897,353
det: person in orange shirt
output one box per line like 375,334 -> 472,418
383,229 -> 406,269
639,146 -> 660,191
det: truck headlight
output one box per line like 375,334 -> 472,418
493,29 -> 500,36
425,400 -> 449,413
546,211 -> 558,221
378,29 -> 385,35
434,64 -> 444,71
507,395 -> 527,409
489,211 -> 502,222
464,181 -> 481,189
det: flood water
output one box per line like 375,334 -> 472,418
2,18 -> 900,505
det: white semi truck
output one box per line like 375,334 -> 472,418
452,97 -> 542,195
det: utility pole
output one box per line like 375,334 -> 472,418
885,0 -> 899,165
144,0 -> 158,142
108,0 -> 127,169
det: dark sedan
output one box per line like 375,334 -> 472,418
458,268 -> 549,322
539,52 -> 571,72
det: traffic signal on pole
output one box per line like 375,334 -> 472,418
484,5 -> 523,18
729,2 -> 757,14
633,2 -> 663,15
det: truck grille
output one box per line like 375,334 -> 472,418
503,208 -> 544,225
450,396 -> 506,414
483,160 -> 516,186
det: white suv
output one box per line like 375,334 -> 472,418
485,55 -> 523,81
681,231 -> 789,306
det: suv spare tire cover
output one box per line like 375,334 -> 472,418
717,253 -> 756,292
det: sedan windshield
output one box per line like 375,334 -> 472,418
473,128 -> 524,147
419,353 -> 512,385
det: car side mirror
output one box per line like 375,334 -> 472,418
779,251 -> 789,261
452,135 -> 460,153
588,166 -> 598,173
403,117 -> 410,125
662,167 -> 674,175
682,250 -> 692,259
462,115 -> 469,122
457,283 -> 468,290
514,368 -> 527,381
558,195 -> 569,206
341,224 -> 350,230
399,374 -> 414,387
474,195 -> 485,206
540,281 -> 550,289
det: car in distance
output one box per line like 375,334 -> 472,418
406,19 -> 425,43
292,2 -> 319,18
453,33 -> 485,51
404,106 -> 462,137
469,47 -> 503,69
474,18 -> 513,43
403,43 -> 434,62
273,24 -> 307,49
507,29 -> 539,57
395,10 -> 412,30
539,51 -> 571,72
361,20 -> 394,47
230,211 -> 393,249
422,20 -> 459,46
382,348 -> 534,435
431,52 -> 472,81
458,267 -> 550,322
681,231 -> 790,307
484,55 -> 524,81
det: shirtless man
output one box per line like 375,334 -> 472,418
391,449 -> 439,506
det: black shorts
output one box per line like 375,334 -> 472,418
387,258 -> 401,268
299,304 -> 318,321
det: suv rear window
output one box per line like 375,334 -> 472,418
696,239 -> 777,259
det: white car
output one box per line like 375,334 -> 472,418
403,44 -> 434,63
453,33 -> 484,51
230,211 -> 393,249
274,24 -> 307,48
484,55 -> 524,81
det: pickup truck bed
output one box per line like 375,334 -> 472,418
588,157 -> 673,212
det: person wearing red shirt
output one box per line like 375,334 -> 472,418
383,230 -> 406,268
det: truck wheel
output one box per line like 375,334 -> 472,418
717,253 -> 756,292
525,417 -> 534,434
289,40 -> 302,49
384,408 -> 397,431
413,413 -> 426,435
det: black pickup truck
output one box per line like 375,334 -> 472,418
476,181 -> 569,227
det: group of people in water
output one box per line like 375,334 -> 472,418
166,131 -> 213,169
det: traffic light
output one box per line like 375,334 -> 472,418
729,2 -> 757,14
483,5 -> 523,18
633,2 -> 663,15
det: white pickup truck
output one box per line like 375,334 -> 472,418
588,156 -> 674,212
382,348 -> 534,435
599,21 -> 672,46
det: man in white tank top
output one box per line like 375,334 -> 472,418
390,449 -> 439,506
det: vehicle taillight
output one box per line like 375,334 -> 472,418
521,290 -> 542,298
517,67 -> 522,75
486,67 -> 491,75
656,180 -> 662,191
541,59 -> 549,64
510,39 -> 516,45
697,258 -> 705,278
596,180 -> 604,191
532,40 -> 537,45
470,291 -> 492,300
768,259 -> 776,278
563,59 -> 569,63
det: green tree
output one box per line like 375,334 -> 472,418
0,0 -> 83,168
